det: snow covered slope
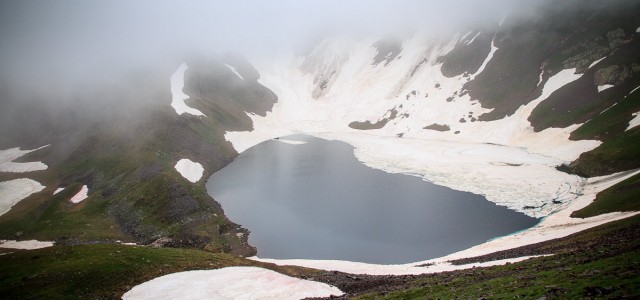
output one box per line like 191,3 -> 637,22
224,35 -> 605,218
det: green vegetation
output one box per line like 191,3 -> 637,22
0,58 -> 268,252
0,244 -> 253,299
572,173 -> 640,218
353,215 -> 640,299
571,84 -> 640,141
569,127 -> 640,177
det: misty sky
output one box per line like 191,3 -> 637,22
0,0 -> 546,92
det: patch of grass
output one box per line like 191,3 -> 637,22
354,215 -> 640,299
569,69 -> 640,141
0,183 -> 127,242
572,173 -> 640,218
0,244 -> 254,299
569,127 -> 640,177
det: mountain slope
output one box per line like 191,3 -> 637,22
0,0 -> 638,268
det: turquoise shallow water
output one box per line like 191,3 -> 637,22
207,135 -> 539,264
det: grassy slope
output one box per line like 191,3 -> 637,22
568,127 -> 640,177
0,244 -> 319,300
572,173 -> 640,218
570,83 -> 640,141
529,39 -> 640,133
348,214 -> 640,299
0,57 -> 275,255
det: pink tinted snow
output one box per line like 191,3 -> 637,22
69,185 -> 89,203
122,267 -> 343,300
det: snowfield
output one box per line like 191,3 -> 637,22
0,178 -> 45,216
0,146 -> 48,173
170,63 -> 206,116
174,159 -> 204,183
216,35 -> 635,274
226,36 -> 599,218
122,267 -> 343,300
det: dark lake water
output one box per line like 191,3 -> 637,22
207,135 -> 539,264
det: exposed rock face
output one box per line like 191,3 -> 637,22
423,124 -> 451,132
607,28 -> 627,49
372,39 -> 402,66
594,64 -> 637,86
561,37 -> 610,73
439,31 -> 493,78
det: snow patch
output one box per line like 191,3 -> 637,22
174,159 -> 204,183
588,57 -> 607,69
473,39 -> 497,77
0,178 -> 45,216
122,267 -> 343,300
170,63 -> 206,116
628,85 -> 640,97
0,240 -> 54,250
0,146 -> 48,173
466,31 -> 481,45
253,255 -> 548,276
224,63 -> 244,80
69,185 -> 89,203
597,84 -> 614,92
53,187 -> 64,195
636,27 -> 640,33
627,111 -> 640,131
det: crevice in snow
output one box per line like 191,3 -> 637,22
224,63 -> 244,80
122,267 -> 343,300
69,185 -> 89,203
170,63 -> 206,117
174,159 -> 204,183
